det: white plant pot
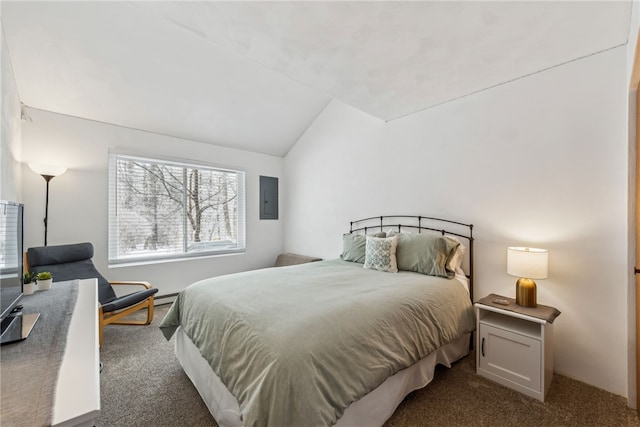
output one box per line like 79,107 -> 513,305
23,282 -> 37,295
37,278 -> 52,290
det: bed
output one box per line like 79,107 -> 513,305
160,215 -> 476,427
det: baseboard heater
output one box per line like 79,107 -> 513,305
155,292 -> 178,305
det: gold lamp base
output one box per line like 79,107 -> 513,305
515,277 -> 537,307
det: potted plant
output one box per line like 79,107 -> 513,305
23,272 -> 37,295
36,271 -> 53,291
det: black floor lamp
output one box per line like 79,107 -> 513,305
28,163 -> 67,246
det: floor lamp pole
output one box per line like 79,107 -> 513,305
29,163 -> 67,247
42,175 -> 54,246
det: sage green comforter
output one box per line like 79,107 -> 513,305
160,259 -> 475,427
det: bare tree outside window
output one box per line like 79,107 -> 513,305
109,155 -> 245,263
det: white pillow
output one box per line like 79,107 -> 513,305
363,235 -> 398,273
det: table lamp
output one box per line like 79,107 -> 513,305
507,246 -> 548,308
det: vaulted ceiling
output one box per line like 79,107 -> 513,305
1,1 -> 632,156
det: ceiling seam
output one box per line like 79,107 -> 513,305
20,105 -> 283,159
0,19 -> 23,105
128,2 -> 338,111
124,1 -> 338,156
387,42 -> 628,123
626,0 -> 635,46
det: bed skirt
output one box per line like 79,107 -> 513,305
175,327 -> 470,427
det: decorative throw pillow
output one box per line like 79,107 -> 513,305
363,235 -> 398,273
340,232 -> 386,263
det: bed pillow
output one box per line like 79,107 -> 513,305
363,235 -> 398,273
446,237 -> 466,274
340,232 -> 386,263
388,232 -> 460,278
433,233 -> 465,272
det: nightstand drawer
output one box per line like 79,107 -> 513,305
479,323 -> 541,392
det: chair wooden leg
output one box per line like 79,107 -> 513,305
145,298 -> 154,325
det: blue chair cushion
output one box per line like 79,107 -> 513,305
101,288 -> 158,313
28,242 -> 94,266
28,243 -> 117,304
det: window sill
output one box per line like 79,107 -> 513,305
108,250 -> 245,269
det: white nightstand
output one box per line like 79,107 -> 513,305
475,295 -> 560,402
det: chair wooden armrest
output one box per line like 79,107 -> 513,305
99,280 -> 156,346
109,280 -> 153,289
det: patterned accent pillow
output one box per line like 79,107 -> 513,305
363,235 -> 398,273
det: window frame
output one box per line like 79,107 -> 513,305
108,153 -> 246,266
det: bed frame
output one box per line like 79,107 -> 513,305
348,215 -> 474,300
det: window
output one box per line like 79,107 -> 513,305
0,202 -> 21,278
109,154 -> 245,265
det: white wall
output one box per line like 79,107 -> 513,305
1,16 -> 22,202
284,46 -> 630,396
20,108 -> 284,296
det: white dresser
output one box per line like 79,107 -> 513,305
52,278 -> 101,426
0,279 -> 100,427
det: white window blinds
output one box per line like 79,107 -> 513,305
108,154 -> 245,265
0,202 -> 21,278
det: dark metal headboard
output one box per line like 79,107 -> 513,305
349,215 -> 474,300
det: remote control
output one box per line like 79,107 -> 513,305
492,298 -> 510,306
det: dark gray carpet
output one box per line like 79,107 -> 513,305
97,305 -> 640,427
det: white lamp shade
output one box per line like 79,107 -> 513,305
28,163 -> 67,177
507,247 -> 548,279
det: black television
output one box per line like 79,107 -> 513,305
0,201 -> 37,344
